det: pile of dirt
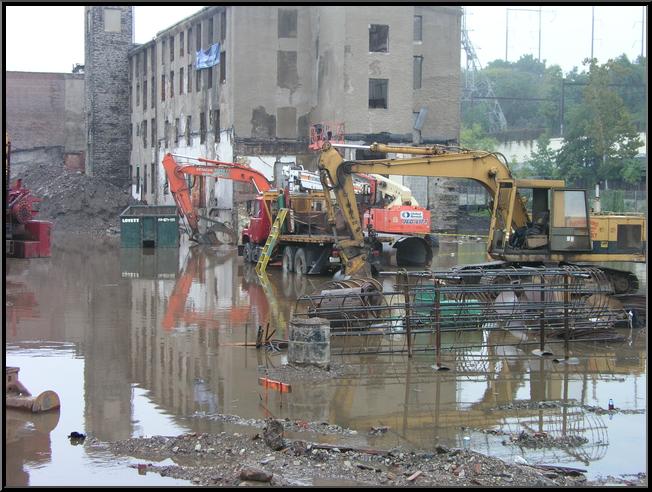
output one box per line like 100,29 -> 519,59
12,163 -> 138,238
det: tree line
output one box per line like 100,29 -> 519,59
461,54 -> 646,188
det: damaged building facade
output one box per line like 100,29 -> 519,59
108,5 -> 463,231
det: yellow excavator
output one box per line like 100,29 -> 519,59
317,142 -> 645,295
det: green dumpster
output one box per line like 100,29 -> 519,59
119,205 -> 179,248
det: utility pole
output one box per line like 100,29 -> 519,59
591,6 -> 595,59
506,8 -> 543,63
538,6 -> 542,62
505,9 -> 509,61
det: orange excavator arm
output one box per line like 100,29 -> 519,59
162,153 -> 272,240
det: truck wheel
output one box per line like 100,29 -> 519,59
294,248 -> 308,275
244,242 -> 254,263
282,246 -> 296,273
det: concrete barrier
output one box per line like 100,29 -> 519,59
288,317 -> 330,370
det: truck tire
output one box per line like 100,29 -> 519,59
294,248 -> 308,275
282,246 -> 296,273
244,242 -> 254,263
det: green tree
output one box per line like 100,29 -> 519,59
515,135 -> 559,179
460,123 -> 499,151
556,59 -> 642,187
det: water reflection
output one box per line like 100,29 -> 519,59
4,237 -> 647,484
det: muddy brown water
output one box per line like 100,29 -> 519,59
5,236 -> 647,486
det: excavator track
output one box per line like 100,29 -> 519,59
593,267 -> 640,295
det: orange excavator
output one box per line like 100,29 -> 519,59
162,153 -> 271,244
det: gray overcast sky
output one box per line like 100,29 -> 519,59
4,5 -> 647,74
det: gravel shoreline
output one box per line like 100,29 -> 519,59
85,420 -> 646,487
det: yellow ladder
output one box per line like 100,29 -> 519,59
255,208 -> 289,276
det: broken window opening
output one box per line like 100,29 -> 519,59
200,112 -> 207,144
170,35 -> 175,62
369,78 -> 388,109
170,70 -> 174,98
187,64 -> 192,93
369,24 -> 389,53
413,56 -> 423,90
414,15 -> 422,42
220,51 -> 226,83
180,31 -> 184,57
179,67 -> 184,95
161,74 -> 166,101
278,9 -> 297,38
186,116 -> 192,145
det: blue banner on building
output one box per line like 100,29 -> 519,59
196,43 -> 220,70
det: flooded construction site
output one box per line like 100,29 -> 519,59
5,235 -> 647,487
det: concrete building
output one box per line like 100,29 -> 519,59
5,71 -> 85,174
125,5 -> 463,232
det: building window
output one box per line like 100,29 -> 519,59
162,39 -> 166,64
170,35 -> 175,62
180,31 -> 184,57
129,58 -> 133,81
187,64 -> 192,93
196,22 -> 202,50
414,15 -> 422,42
143,80 -> 147,108
220,51 -> 226,83
151,118 -> 156,148
151,76 -> 155,108
277,51 -> 297,89
161,74 -> 166,101
207,68 -> 213,89
212,109 -> 220,142
196,66 -> 201,91
151,45 -> 156,72
186,115 -> 192,145
143,166 -> 147,195
136,55 -> 140,77
136,166 -> 140,194
142,120 -> 147,148
129,84 -> 132,109
208,16 -> 214,43
220,11 -> 226,42
188,27 -> 193,54
170,70 -> 174,98
175,118 -> 179,145
200,112 -> 206,143
143,50 -> 147,76
136,82 -> 140,106
179,67 -> 184,95
369,24 -> 389,52
104,8 -> 121,32
369,78 -> 388,108
151,162 -> 155,193
413,56 -> 423,89
278,9 -> 297,38
129,124 -> 132,148
164,119 -> 169,147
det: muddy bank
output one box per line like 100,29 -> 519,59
90,422 -> 645,487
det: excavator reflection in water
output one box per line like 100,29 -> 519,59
162,246 -> 255,332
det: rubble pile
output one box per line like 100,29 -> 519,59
89,423 -> 638,487
13,163 -> 138,238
